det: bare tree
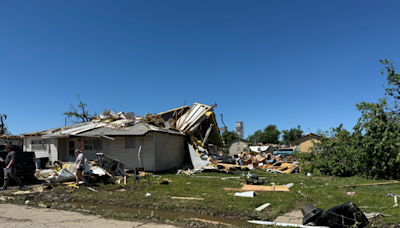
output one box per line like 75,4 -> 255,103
63,94 -> 96,124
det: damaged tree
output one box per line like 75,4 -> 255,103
0,113 -> 11,135
63,94 -> 97,124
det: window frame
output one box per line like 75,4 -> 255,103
125,136 -> 135,149
83,138 -> 102,150
31,139 -> 47,151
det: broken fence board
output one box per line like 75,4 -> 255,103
255,203 -> 271,211
170,197 -> 204,200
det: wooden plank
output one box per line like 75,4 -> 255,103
224,188 -> 243,191
224,185 -> 290,192
242,185 -> 290,192
43,182 -> 75,187
190,218 -> 232,226
255,203 -> 271,211
170,197 -> 204,200
298,176 -> 332,181
339,181 -> 400,188
283,166 -> 296,174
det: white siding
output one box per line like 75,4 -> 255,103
101,134 -> 155,171
24,136 -> 49,158
154,132 -> 186,171
23,136 -> 59,162
26,132 -> 186,172
48,138 -> 58,161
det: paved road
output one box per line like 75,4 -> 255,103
0,204 -> 181,228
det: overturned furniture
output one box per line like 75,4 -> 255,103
96,153 -> 125,176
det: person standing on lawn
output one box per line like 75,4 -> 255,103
75,149 -> 89,186
0,145 -> 24,190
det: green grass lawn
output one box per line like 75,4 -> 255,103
64,170 -> 400,226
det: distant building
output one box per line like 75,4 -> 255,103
290,133 -> 321,152
228,139 -> 248,156
236,122 -> 243,139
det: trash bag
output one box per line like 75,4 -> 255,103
315,202 -> 369,228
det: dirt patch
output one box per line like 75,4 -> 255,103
292,200 -> 308,210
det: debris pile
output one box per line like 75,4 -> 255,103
35,154 -> 126,185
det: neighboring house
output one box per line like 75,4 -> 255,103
228,139 -> 248,156
21,122 -> 187,172
0,135 -> 23,152
290,133 -> 321,152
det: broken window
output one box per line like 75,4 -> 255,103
237,141 -> 240,146
84,139 -> 102,150
31,139 -> 47,151
237,146 -> 240,151
125,136 -> 135,148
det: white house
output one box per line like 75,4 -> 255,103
21,122 -> 187,172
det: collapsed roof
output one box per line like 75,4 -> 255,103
20,103 -> 223,147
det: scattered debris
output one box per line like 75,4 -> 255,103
0,196 -> 15,202
234,191 -> 255,198
385,193 -> 400,197
87,187 -> 98,192
13,190 -> 34,195
393,196 -> 398,208
38,203 -> 49,208
346,192 -> 355,196
145,192 -> 151,196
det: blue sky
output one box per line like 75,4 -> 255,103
1,1 -> 399,139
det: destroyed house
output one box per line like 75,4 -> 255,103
20,103 -> 223,172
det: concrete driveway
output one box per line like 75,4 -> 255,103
0,204 -> 182,228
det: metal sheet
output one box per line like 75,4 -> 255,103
188,143 -> 210,168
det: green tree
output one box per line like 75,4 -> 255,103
302,60 -> 400,179
63,94 -> 97,124
221,130 -> 239,146
247,125 -> 280,144
281,125 -> 303,145
380,59 -> 400,115
302,124 -> 358,177
247,130 -> 262,144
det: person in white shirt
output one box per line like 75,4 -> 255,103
75,149 -> 89,186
